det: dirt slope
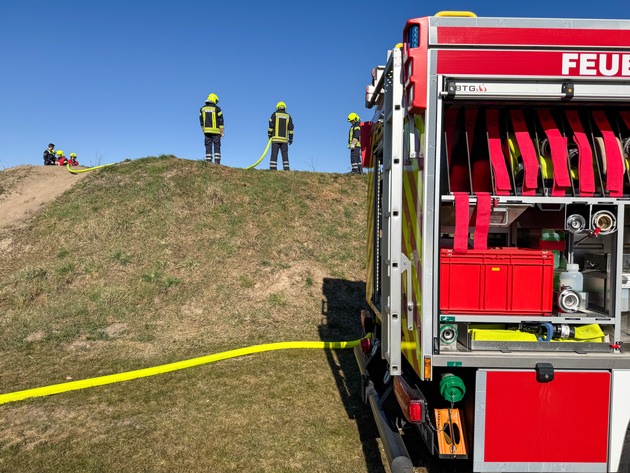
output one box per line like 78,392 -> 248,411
0,165 -> 88,230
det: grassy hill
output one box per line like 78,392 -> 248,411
0,157 -> 385,472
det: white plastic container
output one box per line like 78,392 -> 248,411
559,263 -> 583,292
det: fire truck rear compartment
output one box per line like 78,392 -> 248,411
436,100 -> 630,353
360,24 -> 630,472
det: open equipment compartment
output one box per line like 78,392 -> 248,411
437,86 -> 630,353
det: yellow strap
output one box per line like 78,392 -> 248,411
0,337 -> 366,405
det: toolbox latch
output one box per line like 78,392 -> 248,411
535,362 -> 555,383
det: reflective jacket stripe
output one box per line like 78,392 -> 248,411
200,105 -> 224,134
269,112 -> 294,143
348,124 -> 361,148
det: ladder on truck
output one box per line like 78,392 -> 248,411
365,46 -> 409,377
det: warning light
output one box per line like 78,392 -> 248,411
409,400 -> 422,422
360,338 -> 372,354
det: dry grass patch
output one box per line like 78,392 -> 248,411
0,157 -> 397,472
0,166 -> 34,197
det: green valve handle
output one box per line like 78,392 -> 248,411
440,373 -> 466,403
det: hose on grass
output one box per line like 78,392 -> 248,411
0,337 -> 367,406
245,138 -> 272,169
66,139 -> 271,173
67,162 -> 115,174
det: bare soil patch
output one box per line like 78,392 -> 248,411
0,165 -> 88,230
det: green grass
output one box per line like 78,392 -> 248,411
0,157 -> 386,473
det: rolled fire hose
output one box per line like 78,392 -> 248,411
0,336 -> 366,406
245,138 -> 272,169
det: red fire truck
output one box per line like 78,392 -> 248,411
355,11 -> 630,473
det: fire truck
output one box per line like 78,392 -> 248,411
354,11 -> 630,473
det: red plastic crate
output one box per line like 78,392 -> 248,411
440,248 -> 554,315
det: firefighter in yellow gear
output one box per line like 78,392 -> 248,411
268,101 -> 294,170
199,93 -> 224,164
55,150 -> 68,166
347,113 -> 362,174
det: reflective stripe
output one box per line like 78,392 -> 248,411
348,124 -> 361,147
201,105 -> 222,134
272,113 -> 290,142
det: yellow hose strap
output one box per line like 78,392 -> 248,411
67,163 -> 115,174
245,138 -> 272,169
0,338 -> 365,406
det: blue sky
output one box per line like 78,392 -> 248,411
1,0 -> 629,173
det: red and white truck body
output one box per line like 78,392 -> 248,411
355,12 -> 630,473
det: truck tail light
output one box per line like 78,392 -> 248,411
393,376 -> 427,424
408,400 -> 422,422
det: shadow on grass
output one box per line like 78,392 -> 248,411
319,278 -> 474,473
319,277 -> 386,473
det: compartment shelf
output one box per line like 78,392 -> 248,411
450,340 -> 615,354
440,195 -> 626,205
432,351 -> 630,370
439,313 -> 614,324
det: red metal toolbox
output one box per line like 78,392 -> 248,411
440,248 -> 554,315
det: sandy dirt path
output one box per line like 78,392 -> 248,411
0,165 -> 88,230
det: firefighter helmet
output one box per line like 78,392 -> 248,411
207,93 -> 219,103
347,112 -> 360,122
56,150 -> 64,156
70,153 -> 77,158
276,101 -> 286,110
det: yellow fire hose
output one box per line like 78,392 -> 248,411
67,162 -> 115,173
245,138 -> 272,169
65,138 -> 272,173
0,337 -> 366,406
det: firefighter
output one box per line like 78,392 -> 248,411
68,152 -> 79,166
347,113 -> 362,174
199,93 -> 224,164
56,150 -> 68,166
43,143 -> 56,165
268,101 -> 294,171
